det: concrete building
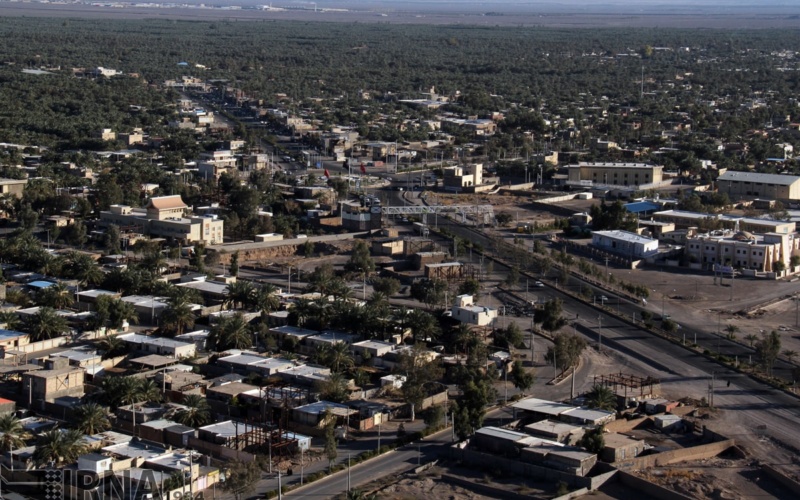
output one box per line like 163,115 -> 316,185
23,366 -> 85,404
591,230 -> 659,259
524,420 -> 585,445
599,433 -> 647,462
198,150 -> 238,181
567,162 -> 663,187
716,171 -> 800,200
117,333 -> 197,359
651,210 -> 795,235
340,201 -> 381,231
100,195 -> 223,245
443,164 -> 484,192
685,230 -> 799,272
0,178 -> 27,198
450,294 -> 498,327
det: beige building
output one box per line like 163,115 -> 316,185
567,162 -> 663,187
443,163 -> 484,191
0,178 -> 27,198
23,366 -> 85,404
198,150 -> 238,181
716,171 -> 800,201
651,210 -> 795,235
100,195 -> 224,245
685,230 -> 800,272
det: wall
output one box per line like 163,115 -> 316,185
19,336 -> 69,353
451,447 -> 594,489
761,464 -> 800,496
209,232 -> 368,263
616,470 -> 693,500
614,439 -> 735,470
187,435 -> 256,462
605,416 -> 650,433
440,474 -> 539,500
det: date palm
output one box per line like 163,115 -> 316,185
585,385 -> 617,412
37,282 -> 74,310
64,251 -> 103,287
33,428 -> 88,466
0,414 -> 30,452
23,307 -> 69,341
174,394 -> 212,428
209,313 -> 252,351
225,281 -> 257,310
160,298 -> 196,337
0,310 -> 22,331
97,335 -> 127,360
256,283 -> 281,316
74,402 -> 111,435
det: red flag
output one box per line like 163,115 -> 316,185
324,168 -> 330,178
360,163 -> 366,174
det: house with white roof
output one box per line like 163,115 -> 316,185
450,294 -> 498,327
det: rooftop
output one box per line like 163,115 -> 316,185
717,170 -> 800,186
592,230 -> 657,245
511,397 -> 577,416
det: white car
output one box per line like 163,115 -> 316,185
534,281 -> 544,287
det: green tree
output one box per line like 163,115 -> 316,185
756,330 -> 781,376
222,460 -> 261,500
585,385 -> 617,411
0,414 -> 30,451
315,372 -> 351,403
457,278 -> 481,299
174,394 -> 213,428
230,251 -> 240,277
371,276 -> 401,296
74,403 -> 111,435
33,429 -> 88,466
209,313 -> 253,351
396,343 -> 444,421
578,425 -> 605,454
23,307 -> 69,341
545,332 -> 587,375
406,309 -> 441,343
97,334 -> 126,360
510,360 -> 534,394
410,279 -> 447,309
36,282 -> 74,310
346,240 -> 375,275
160,298 -> 196,337
104,224 -> 122,255
537,298 -> 566,332
495,322 -> 525,349
324,414 -> 338,472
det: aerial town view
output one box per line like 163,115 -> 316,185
0,0 -> 800,499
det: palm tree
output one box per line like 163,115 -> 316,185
744,334 -> 759,348
407,309 -> 440,343
106,298 -> 139,331
318,342 -> 355,373
174,394 -> 212,428
0,414 -> 30,452
346,490 -> 377,500
209,313 -> 253,351
23,307 -> 69,341
225,281 -> 257,310
37,282 -> 74,310
585,385 -> 617,412
64,251 -> 103,286
97,335 -> 127,360
0,310 -> 22,331
160,299 -> 196,337
74,403 -> 111,435
138,379 -> 163,403
33,429 -> 88,466
783,349 -> 798,365
256,283 -> 281,317
725,324 -> 739,340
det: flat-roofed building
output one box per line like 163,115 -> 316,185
685,230 -> 800,272
23,366 -> 85,404
450,294 -> 498,327
567,162 -> 663,188
0,178 -> 27,198
118,333 -> 197,358
652,210 -> 796,234
717,171 -> 800,200
591,230 -> 659,259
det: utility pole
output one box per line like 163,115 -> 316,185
597,316 -> 602,350
347,454 -> 351,492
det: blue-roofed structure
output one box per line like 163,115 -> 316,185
27,280 -> 56,290
624,201 -> 661,215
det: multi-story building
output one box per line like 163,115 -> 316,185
443,163 -> 484,192
450,294 -> 498,327
0,178 -> 27,198
716,171 -> 800,201
100,195 -> 224,245
567,162 -> 663,188
685,230 -> 800,272
198,150 -> 238,180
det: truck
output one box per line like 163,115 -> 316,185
413,222 -> 427,235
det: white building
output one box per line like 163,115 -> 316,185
450,294 -> 498,327
591,230 -> 659,259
